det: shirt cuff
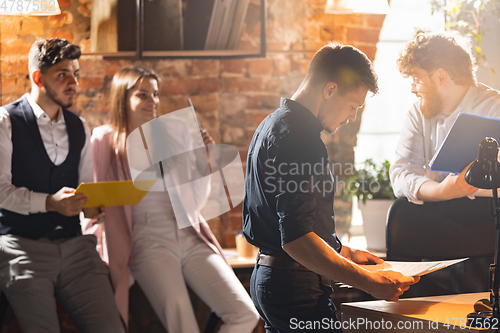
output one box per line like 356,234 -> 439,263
30,192 -> 48,213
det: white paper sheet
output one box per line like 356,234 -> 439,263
360,257 -> 469,277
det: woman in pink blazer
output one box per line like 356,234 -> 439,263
88,67 -> 258,333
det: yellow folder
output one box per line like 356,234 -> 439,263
75,180 -> 157,208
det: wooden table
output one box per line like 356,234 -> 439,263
342,292 -> 496,332
224,248 -> 257,269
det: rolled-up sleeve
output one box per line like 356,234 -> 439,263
269,135 -> 326,245
390,105 -> 429,204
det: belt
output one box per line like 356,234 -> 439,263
258,254 -> 310,271
43,228 -> 81,241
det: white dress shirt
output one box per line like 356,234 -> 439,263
390,83 -> 500,204
0,93 -> 93,215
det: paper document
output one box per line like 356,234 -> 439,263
360,258 -> 469,277
76,180 -> 157,208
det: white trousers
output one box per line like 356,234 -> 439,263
129,215 -> 259,333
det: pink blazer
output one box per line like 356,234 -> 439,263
84,125 -> 228,327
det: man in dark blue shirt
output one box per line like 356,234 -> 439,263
243,42 -> 419,332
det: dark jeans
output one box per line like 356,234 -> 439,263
250,263 -> 343,333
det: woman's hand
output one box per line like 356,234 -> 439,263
83,206 -> 106,225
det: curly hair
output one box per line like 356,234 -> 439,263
397,32 -> 476,86
28,38 -> 81,74
306,42 -> 378,94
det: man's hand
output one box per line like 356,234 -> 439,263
340,245 -> 384,265
46,187 -> 88,217
83,206 -> 106,225
417,162 -> 477,201
367,270 -> 420,301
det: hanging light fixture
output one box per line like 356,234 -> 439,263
325,0 -> 389,14
0,1 -> 61,16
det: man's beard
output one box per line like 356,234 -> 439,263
44,82 -> 74,109
419,88 -> 442,119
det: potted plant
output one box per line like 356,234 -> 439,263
341,159 -> 396,252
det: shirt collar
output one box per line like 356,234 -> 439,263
280,98 -> 324,134
26,93 -> 64,122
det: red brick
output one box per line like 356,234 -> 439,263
48,11 -> 73,28
18,57 -> 29,75
303,23 -> 320,40
365,14 -> 386,28
266,42 -> 289,51
77,78 -> 104,91
351,43 -> 377,60
59,0 -> 72,8
153,59 -> 191,78
75,94 -> 107,113
331,14 -> 364,26
1,39 -> 31,57
248,58 -> 273,75
20,17 -> 45,36
157,96 -> 188,115
290,42 -> 304,51
246,129 -> 257,146
2,77 -> 29,95
273,57 -> 291,76
49,30 -> 73,43
191,60 -> 220,76
247,22 -> 262,39
199,78 -> 220,93
246,110 -> 271,128
321,26 -> 344,42
196,111 -> 219,135
0,17 -> 21,39
222,59 -> 247,74
346,27 -> 381,44
103,59 -> 133,76
304,41 -> 325,52
263,77 -> 282,92
1,58 -> 18,77
78,56 -> 106,77
190,94 -> 219,113
247,95 -> 280,109
222,77 -> 264,93
160,78 -> 219,95
2,94 -> 23,105
291,56 -> 308,75
235,40 -> 259,52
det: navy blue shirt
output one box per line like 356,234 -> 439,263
243,98 -> 342,258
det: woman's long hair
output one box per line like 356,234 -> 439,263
108,67 -> 160,177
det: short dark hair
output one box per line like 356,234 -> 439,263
397,32 -> 476,86
306,42 -> 378,94
28,38 -> 81,74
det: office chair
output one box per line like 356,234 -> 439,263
386,197 -> 495,298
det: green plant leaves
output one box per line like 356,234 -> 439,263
340,159 -> 396,203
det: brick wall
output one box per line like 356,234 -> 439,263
0,0 -> 386,248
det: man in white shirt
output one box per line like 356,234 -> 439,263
0,38 -> 124,332
388,32 -> 500,297
390,32 -> 500,203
